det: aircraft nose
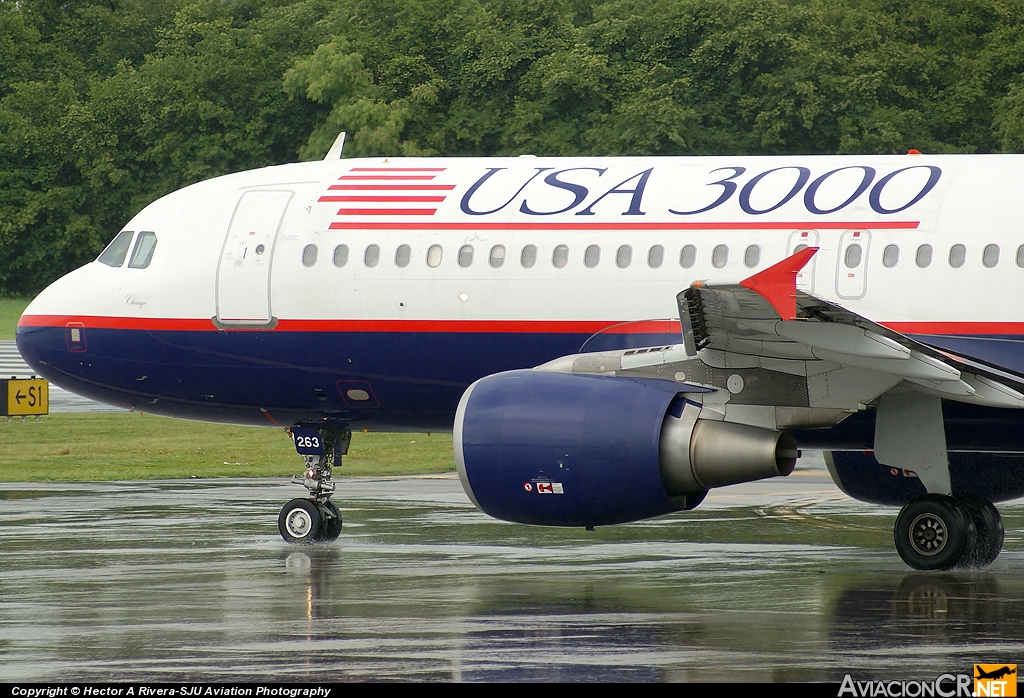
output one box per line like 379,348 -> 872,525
15,290 -> 64,384
14,267 -> 101,395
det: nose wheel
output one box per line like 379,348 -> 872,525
278,426 -> 350,545
894,493 -> 1003,570
279,498 -> 321,544
278,498 -> 343,544
319,499 -> 343,542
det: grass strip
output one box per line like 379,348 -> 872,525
0,297 -> 30,340
0,413 -> 454,481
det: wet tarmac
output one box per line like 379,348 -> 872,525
2,455 -> 1023,682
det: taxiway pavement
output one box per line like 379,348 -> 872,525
2,456 -> 1022,682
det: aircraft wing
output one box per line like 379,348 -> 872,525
680,247 -> 1024,409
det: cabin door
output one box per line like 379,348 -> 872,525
215,190 -> 293,326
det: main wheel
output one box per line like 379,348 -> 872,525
279,498 -> 322,544
316,500 -> 343,542
955,493 -> 1003,568
894,494 -> 976,570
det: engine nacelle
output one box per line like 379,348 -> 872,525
455,370 -> 798,527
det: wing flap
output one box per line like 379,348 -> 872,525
681,248 -> 1024,409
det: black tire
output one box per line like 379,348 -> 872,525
279,498 -> 322,544
894,494 -> 976,571
316,500 -> 343,542
955,493 -> 1003,568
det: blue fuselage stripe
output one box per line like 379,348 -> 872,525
17,326 -> 1024,444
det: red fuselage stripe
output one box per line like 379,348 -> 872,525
17,315 -> 1024,337
885,322 -> 1024,335
18,315 -> 665,333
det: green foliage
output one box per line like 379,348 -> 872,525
0,0 -> 329,295
3,0 -> 1024,295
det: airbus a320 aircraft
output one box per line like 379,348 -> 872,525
16,141 -> 1024,570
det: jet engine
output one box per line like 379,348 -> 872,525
454,370 -> 798,527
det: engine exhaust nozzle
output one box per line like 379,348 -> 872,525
660,414 -> 798,495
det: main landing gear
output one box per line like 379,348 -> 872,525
894,493 -> 1004,570
278,426 -> 351,545
874,392 -> 1004,570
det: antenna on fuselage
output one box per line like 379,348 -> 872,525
324,131 -> 346,160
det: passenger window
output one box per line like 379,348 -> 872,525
128,231 -> 158,269
882,244 -> 899,268
333,244 -> 349,267
584,245 -> 600,268
949,244 -> 966,268
794,243 -> 808,253
489,245 -> 506,268
98,231 -> 134,267
844,244 -> 862,269
426,244 -> 443,268
984,244 -> 1000,268
679,244 -> 696,269
364,244 -> 380,268
1016,245 -> 1024,268
744,244 -> 760,268
458,245 -> 474,268
552,245 -> 569,268
302,244 -> 318,267
915,244 -> 932,268
521,244 -> 537,268
648,245 -> 664,268
616,245 -> 632,268
395,244 -> 411,268
712,244 -> 728,269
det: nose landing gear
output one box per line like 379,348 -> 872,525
894,493 -> 1003,570
278,426 -> 350,545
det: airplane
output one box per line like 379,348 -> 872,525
16,140 -> 1024,570
976,667 -> 1017,681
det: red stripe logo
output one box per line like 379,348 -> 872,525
324,167 -> 455,219
338,175 -> 438,180
322,196 -> 447,203
336,208 -> 438,216
328,220 -> 920,231
348,167 -> 446,172
326,184 -> 455,191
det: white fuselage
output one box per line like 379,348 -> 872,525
17,154 -> 1024,427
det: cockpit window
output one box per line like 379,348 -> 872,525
128,231 -> 158,269
98,231 -> 134,267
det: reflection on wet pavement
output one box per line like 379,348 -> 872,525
1,456 -> 1022,682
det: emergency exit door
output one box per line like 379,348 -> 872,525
216,190 -> 293,326
836,230 -> 870,300
787,230 -> 819,292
